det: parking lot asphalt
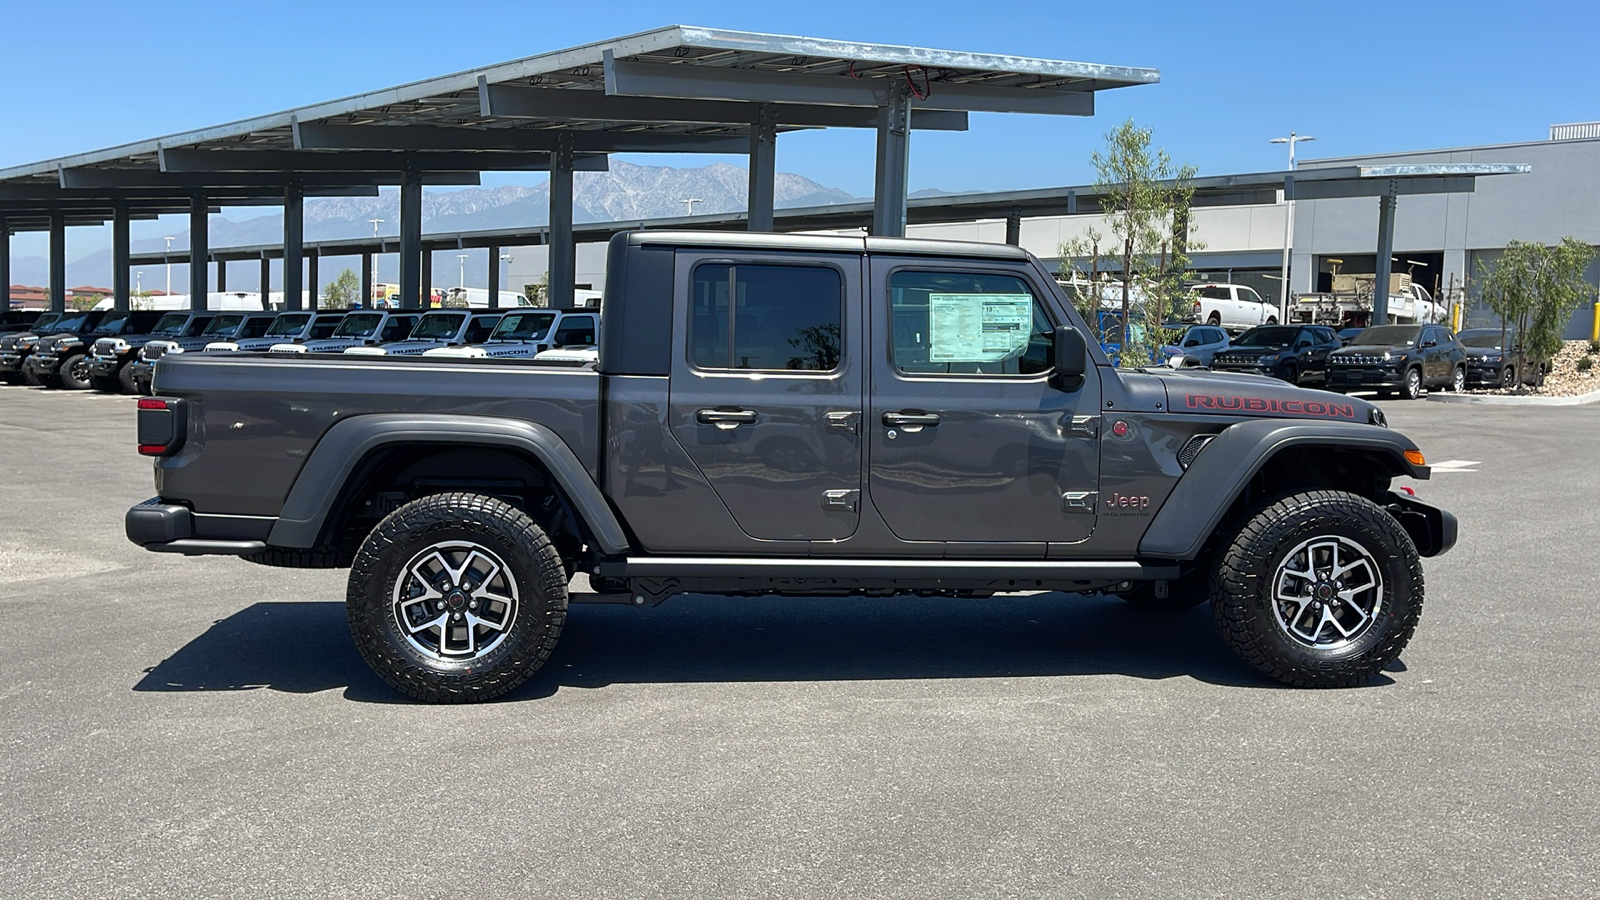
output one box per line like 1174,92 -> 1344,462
1,382 -> 1596,899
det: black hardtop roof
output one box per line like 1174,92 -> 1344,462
619,229 -> 1036,262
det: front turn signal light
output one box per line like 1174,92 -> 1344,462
1404,449 -> 1426,467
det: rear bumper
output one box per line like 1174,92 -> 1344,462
126,498 -> 268,555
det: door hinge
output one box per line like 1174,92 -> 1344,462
1061,491 -> 1098,513
825,411 -> 860,434
822,489 -> 860,512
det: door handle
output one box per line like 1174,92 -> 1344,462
697,408 -> 758,429
883,411 -> 940,428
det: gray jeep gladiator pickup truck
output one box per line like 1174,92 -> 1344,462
126,231 -> 1456,703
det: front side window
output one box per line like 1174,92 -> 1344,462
152,313 -> 189,335
411,313 -> 468,339
382,316 -> 418,341
181,317 -> 215,337
266,314 -> 312,337
52,313 -> 92,332
690,263 -> 842,371
202,314 -> 246,336
889,270 -> 1053,376
464,316 -> 501,343
335,313 -> 384,338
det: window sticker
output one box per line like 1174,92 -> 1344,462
927,293 -> 1034,363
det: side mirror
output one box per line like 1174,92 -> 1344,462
1053,325 -> 1088,388
1421,339 -> 1438,348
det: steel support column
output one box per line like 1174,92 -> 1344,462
216,259 -> 226,292
399,165 -> 423,310
548,134 -> 576,310
1372,184 -> 1397,327
871,85 -> 912,238
49,209 -> 66,313
307,251 -> 319,310
189,193 -> 209,310
283,180 -> 304,311
260,256 -> 270,304
487,245 -> 500,310
361,251 -> 373,308
1005,207 -> 1022,246
112,203 -> 130,311
421,249 -> 433,307
747,103 -> 778,232
0,219 -> 9,312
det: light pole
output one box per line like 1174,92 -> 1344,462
457,254 -> 470,305
369,218 -> 384,305
1270,132 -> 1315,324
499,253 -> 512,304
681,198 -> 703,216
163,236 -> 175,296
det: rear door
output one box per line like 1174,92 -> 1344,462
866,257 -> 1101,549
666,251 -> 864,541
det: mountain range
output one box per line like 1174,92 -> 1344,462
8,161 -> 861,291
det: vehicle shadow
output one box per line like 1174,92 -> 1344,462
134,593 -> 1383,703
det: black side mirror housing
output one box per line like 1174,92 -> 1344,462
1053,325 -> 1088,389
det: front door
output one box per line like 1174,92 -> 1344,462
866,258 -> 1102,549
666,252 -> 864,541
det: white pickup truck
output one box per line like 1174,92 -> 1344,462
1185,283 -> 1277,331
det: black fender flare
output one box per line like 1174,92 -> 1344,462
1138,419 -> 1430,560
266,414 -> 629,555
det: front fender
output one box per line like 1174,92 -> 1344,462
1138,418 -> 1430,560
265,413 -> 629,555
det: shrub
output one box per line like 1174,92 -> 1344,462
1579,356 -> 1595,372
1588,340 -> 1599,355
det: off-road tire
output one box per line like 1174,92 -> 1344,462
1279,362 -> 1299,384
117,362 -> 139,395
1119,570 -> 1209,610
346,492 -> 567,703
1211,490 -> 1423,687
1401,367 -> 1423,400
57,353 -> 92,390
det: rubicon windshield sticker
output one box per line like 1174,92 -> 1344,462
1185,394 -> 1358,419
927,293 -> 1033,363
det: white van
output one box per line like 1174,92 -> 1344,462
94,292 -> 267,312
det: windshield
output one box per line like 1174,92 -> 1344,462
28,313 -> 62,331
201,314 -> 246,336
266,313 -> 312,337
409,312 -> 467,339
1458,332 -> 1503,349
1234,326 -> 1298,348
333,312 -> 384,338
181,317 -> 213,337
97,312 -> 131,334
1354,325 -> 1421,347
152,313 -> 189,335
491,312 -> 557,340
51,312 -> 92,332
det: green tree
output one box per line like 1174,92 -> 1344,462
321,268 -> 361,309
524,271 -> 550,307
1478,238 -> 1596,392
1060,120 -> 1199,367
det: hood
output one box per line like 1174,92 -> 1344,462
1461,346 -> 1503,359
359,340 -> 445,356
1215,345 -> 1289,360
298,338 -> 365,352
1157,368 -> 1384,425
1332,343 -> 1408,356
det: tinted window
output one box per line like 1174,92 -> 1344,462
382,316 -> 419,342
1354,325 -> 1422,347
691,263 -> 842,372
237,316 -> 275,339
465,315 -> 501,343
553,315 -> 597,347
52,312 -> 92,332
96,312 -> 131,334
266,313 -> 312,337
1235,326 -> 1298,348
152,314 -> 189,335
492,312 -> 557,340
202,314 -> 246,336
1458,332 -> 1503,349
889,270 -> 1053,376
1199,286 -> 1231,300
181,316 -> 215,337
335,313 -> 384,337
411,312 -> 467,339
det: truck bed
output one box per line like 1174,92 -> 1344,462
151,352 -> 602,518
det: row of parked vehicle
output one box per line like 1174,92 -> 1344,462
1157,320 -> 1541,400
0,306 -> 601,394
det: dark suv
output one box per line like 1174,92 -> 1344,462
1,310 -> 108,385
1327,324 -> 1466,399
1210,324 -> 1342,385
0,310 -> 45,336
27,310 -> 165,390
87,311 -> 217,394
1457,328 -> 1545,389
126,313 -> 277,394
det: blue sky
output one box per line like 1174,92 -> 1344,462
5,0 -> 1597,256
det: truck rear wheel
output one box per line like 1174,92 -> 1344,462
1211,490 -> 1422,687
346,492 -> 568,703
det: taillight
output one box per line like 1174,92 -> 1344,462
1192,300 -> 1201,313
137,397 -> 187,457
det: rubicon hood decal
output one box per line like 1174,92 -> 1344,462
1184,393 -> 1359,420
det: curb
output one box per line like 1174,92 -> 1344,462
1427,387 -> 1600,406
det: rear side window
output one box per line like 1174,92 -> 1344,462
553,315 -> 597,347
237,317 -> 275,339
382,316 -> 418,342
181,317 -> 215,337
465,316 -> 500,343
889,270 -> 1054,376
690,263 -> 842,371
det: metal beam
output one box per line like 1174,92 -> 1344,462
260,256 -> 271,305
1372,185 -> 1397,327
284,180 -> 304,311
216,257 -> 227,293
0,218 -> 10,311
48,210 -> 66,313
399,167 -> 422,310
871,84 -> 912,238
487,245 -> 500,310
1,184 -> 385,205
361,251 -> 373,309
421,247 -> 433,307
60,168 -> 478,189
159,148 -> 605,174
604,54 -> 1094,116
548,134 -> 575,310
748,104 -> 777,232
1287,176 -> 1477,202
480,83 -> 968,131
307,250 -> 319,310
1005,206 -> 1022,246
295,122 -> 746,154
189,193 -> 209,310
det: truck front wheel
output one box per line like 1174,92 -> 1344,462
1211,490 -> 1422,687
346,492 -> 568,703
